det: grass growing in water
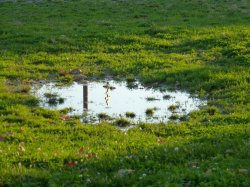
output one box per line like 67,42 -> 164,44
125,112 -> 136,118
44,93 -> 65,105
145,108 -> 155,116
168,104 -> 180,112
146,97 -> 160,101
163,94 -> 171,100
97,113 -> 111,120
114,118 -> 131,127
169,114 -> 180,120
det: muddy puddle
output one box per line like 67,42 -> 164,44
31,80 -> 206,124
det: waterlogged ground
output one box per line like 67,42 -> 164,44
31,80 -> 206,123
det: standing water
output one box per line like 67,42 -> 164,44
31,80 -> 206,123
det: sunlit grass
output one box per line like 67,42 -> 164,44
0,0 -> 249,186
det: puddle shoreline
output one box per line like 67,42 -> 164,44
30,80 -> 207,124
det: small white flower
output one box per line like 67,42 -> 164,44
86,178 -> 91,182
174,147 -> 179,152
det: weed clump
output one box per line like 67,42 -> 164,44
145,108 -> 154,116
44,93 -> 65,106
126,74 -> 135,83
97,113 -> 111,120
48,97 -> 58,105
126,75 -> 138,89
44,93 -> 58,98
58,97 -> 65,104
59,75 -> 73,84
146,97 -> 160,101
163,95 -> 171,100
114,118 -> 131,127
169,114 -> 180,120
168,104 -> 180,112
205,106 -> 220,116
126,82 -> 138,89
15,85 -> 30,93
179,115 -> 189,121
60,107 -> 74,114
125,112 -> 136,118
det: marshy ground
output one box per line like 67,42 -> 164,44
0,0 -> 249,186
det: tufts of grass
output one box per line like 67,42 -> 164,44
163,94 -> 171,100
58,97 -> 65,104
145,108 -> 155,116
0,0 -> 249,186
44,93 -> 65,106
44,93 -> 58,99
59,107 -> 74,114
169,114 -> 180,120
168,104 -> 180,112
146,97 -> 160,101
125,112 -> 136,118
114,118 -> 131,127
97,113 -> 111,120
126,74 -> 136,83
15,84 -> 31,94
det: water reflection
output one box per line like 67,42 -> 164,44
83,81 -> 112,110
104,82 -> 111,107
31,80 -> 207,123
83,83 -> 88,110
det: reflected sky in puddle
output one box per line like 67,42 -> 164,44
31,80 -> 206,123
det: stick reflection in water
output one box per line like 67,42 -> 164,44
105,82 -> 110,107
83,83 -> 88,110
83,81 -> 111,111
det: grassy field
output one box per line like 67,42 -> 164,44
0,0 -> 249,186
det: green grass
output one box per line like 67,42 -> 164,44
0,0 -> 249,186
